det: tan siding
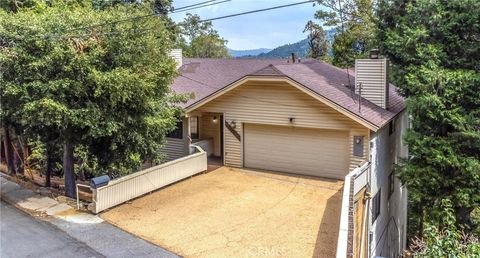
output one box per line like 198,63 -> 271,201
224,122 -> 242,167
162,116 -> 190,162
168,49 -> 182,68
194,80 -> 369,170
162,138 -> 186,161
355,59 -> 388,109
349,129 -> 370,171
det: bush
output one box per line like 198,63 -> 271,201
408,200 -> 480,257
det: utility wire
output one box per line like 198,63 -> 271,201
43,0 -> 226,37
171,0 -> 217,11
171,0 -> 231,14
44,0 -> 316,40
198,0 -> 315,23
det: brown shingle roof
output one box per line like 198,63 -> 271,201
171,58 -> 405,129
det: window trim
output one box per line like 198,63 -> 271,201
389,119 -> 396,135
372,189 -> 381,222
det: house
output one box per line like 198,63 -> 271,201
164,49 -> 409,258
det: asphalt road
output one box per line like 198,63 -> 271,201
0,201 -> 103,258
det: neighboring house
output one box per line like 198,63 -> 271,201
165,49 -> 408,258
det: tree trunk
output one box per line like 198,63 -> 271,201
16,136 -> 26,174
14,144 -> 24,174
63,140 -> 76,198
3,127 -> 15,176
45,144 -> 54,187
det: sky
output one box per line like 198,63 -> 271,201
169,0 -> 323,50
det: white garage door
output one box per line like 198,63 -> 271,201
244,124 -> 349,179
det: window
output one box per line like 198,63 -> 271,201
389,119 -> 396,135
388,172 -> 395,199
167,120 -> 183,139
190,116 -> 199,139
372,189 -> 381,222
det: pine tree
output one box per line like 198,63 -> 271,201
377,0 -> 480,235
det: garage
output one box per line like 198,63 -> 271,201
244,124 -> 349,179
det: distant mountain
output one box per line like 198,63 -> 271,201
228,28 -> 336,59
255,29 -> 336,59
257,38 -> 310,59
228,48 -> 272,57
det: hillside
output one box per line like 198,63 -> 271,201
228,29 -> 336,59
256,29 -> 336,59
228,48 -> 272,57
257,38 -> 309,59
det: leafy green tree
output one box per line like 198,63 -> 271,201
92,0 -> 172,14
178,13 -> 229,58
377,0 -> 480,236
303,20 -> 328,59
313,0 -> 375,67
0,0 -> 36,12
408,200 -> 480,257
1,1 -> 183,197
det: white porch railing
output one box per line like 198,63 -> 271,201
192,138 -> 213,156
91,145 -> 207,213
336,162 -> 371,258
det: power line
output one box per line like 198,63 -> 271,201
40,0 -> 315,40
199,0 -> 315,23
171,0 -> 231,14
44,0 -> 227,37
171,0 -> 216,11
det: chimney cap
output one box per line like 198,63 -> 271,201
369,49 -> 380,59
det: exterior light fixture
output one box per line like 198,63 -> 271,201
289,117 -> 295,123
213,116 -> 217,123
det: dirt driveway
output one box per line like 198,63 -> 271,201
101,167 -> 343,258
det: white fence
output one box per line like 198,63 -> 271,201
91,145 -> 207,213
192,138 -> 213,156
336,162 -> 370,258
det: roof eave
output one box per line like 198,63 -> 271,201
184,75 -> 381,131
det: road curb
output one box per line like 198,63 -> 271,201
0,174 -> 72,217
0,173 -> 179,258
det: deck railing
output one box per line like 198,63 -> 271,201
336,162 -> 371,258
91,145 -> 207,213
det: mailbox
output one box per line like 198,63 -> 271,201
90,175 -> 110,189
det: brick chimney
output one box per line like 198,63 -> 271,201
355,50 -> 389,109
169,49 -> 183,69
